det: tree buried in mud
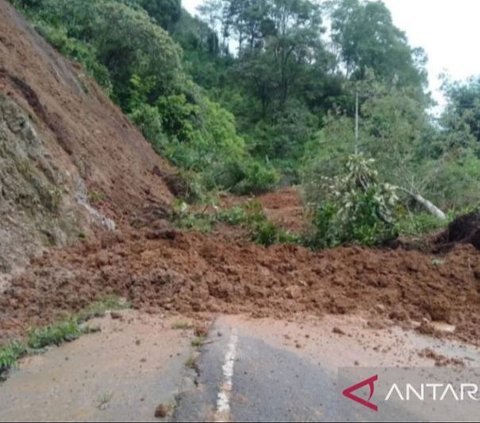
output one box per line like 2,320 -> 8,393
304,154 -> 400,247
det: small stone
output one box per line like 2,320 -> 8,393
332,327 -> 345,336
285,285 -> 302,300
110,311 -> 123,320
154,403 -> 169,418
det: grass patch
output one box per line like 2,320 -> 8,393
171,320 -> 194,330
185,356 -> 197,370
174,213 -> 214,233
78,296 -> 131,322
218,200 -> 300,247
26,319 -> 88,350
88,190 -> 106,205
0,296 -> 130,379
0,342 -> 27,375
191,336 -> 206,348
96,392 -> 114,410
396,212 -> 448,237
172,198 -> 301,247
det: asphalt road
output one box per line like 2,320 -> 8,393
173,317 -> 480,422
2,313 -> 480,422
174,318 -> 379,422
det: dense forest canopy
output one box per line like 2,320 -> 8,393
10,0 -> 480,245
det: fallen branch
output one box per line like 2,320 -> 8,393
397,187 -> 447,220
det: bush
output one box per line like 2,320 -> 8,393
218,200 -> 298,246
304,154 -> 399,248
27,319 -> 85,349
208,159 -> 279,195
0,342 -> 26,373
396,212 -> 447,237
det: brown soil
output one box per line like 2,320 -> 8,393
0,1 -> 175,274
418,348 -> 465,367
0,1 -> 174,215
2,217 -> 480,346
2,2 -> 480,354
435,212 -> 480,251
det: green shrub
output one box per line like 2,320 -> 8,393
0,342 -> 26,373
396,212 -> 447,237
218,200 -> 299,246
208,159 -> 279,195
231,160 -> 279,195
304,154 -> 399,248
27,319 -> 86,349
217,206 -> 248,225
303,201 -> 342,249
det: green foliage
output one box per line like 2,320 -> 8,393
13,0 -> 480,214
125,0 -> 182,31
218,200 -> 299,246
418,152 -> 480,210
304,154 -> 399,248
26,319 -> 86,349
396,212 -> 447,238
0,297 -> 128,376
34,23 -> 113,94
77,296 -> 130,322
216,206 -> 247,225
209,159 -> 279,195
0,342 -> 27,373
174,213 -> 214,233
13,0 -> 271,195
441,76 -> 480,143
328,0 -> 427,90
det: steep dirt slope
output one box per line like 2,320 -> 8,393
0,0 -> 174,278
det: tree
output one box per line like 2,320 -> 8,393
122,0 -> 182,32
328,0 -> 427,92
441,76 -> 480,145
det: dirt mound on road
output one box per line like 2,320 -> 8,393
0,1 -> 174,275
2,228 -> 480,346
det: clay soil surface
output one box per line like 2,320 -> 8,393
1,188 -> 480,348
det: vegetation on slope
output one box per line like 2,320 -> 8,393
10,0 -> 480,247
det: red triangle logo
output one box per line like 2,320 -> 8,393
342,374 -> 378,412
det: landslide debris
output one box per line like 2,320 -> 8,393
2,226 -> 480,346
436,212 -> 480,251
0,0 -> 174,277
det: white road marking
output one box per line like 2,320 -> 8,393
215,329 -> 239,422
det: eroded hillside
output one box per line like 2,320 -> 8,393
1,0 -> 480,354
0,0 -> 174,280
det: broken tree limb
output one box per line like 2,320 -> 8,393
397,187 -> 447,220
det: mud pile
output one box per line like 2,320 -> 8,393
2,1 -> 480,350
437,212 -> 480,251
2,226 -> 480,345
0,0 -> 174,276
